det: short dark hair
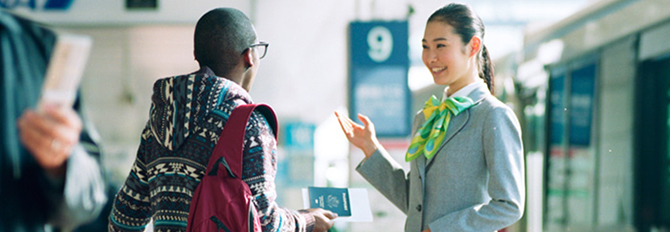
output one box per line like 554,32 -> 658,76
428,3 -> 494,94
193,8 -> 256,76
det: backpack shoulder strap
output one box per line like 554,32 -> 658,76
206,103 -> 277,178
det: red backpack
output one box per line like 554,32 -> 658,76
187,104 -> 277,232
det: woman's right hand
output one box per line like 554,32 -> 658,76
334,112 -> 380,158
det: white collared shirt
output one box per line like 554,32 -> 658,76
443,79 -> 487,100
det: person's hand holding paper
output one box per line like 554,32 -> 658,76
17,103 -> 82,177
17,32 -> 91,177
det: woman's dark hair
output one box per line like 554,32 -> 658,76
428,3 -> 494,94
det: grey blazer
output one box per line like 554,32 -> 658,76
357,84 -> 525,232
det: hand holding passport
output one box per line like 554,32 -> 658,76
304,187 -> 373,222
308,187 -> 352,217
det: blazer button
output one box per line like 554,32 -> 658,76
416,204 -> 422,212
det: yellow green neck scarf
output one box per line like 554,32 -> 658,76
406,95 -> 474,161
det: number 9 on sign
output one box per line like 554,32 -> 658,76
367,26 -> 393,63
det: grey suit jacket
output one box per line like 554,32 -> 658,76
357,84 -> 525,232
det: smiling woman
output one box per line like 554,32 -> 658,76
421,21 -> 478,93
335,3 -> 525,232
422,3 -> 494,96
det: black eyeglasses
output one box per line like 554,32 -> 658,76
246,42 -> 269,59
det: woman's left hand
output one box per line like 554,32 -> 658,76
422,228 -> 431,232
334,112 -> 380,158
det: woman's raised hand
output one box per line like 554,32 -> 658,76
334,112 -> 380,158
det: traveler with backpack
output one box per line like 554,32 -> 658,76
109,8 -> 337,232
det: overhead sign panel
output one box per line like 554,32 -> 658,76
349,21 -> 410,137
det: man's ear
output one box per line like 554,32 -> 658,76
243,49 -> 255,70
469,36 -> 482,57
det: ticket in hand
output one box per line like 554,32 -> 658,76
39,32 -> 92,110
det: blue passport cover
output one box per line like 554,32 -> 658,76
308,187 -> 352,216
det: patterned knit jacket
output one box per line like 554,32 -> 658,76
109,67 -> 315,232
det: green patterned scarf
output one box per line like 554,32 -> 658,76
406,95 -> 474,161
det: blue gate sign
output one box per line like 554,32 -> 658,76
349,21 -> 410,137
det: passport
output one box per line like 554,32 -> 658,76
308,187 -> 352,216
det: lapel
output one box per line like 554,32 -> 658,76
413,113 -> 428,185
416,154 -> 427,186
424,84 -> 490,167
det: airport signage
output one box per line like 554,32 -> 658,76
0,0 -> 73,10
349,21 -> 410,137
